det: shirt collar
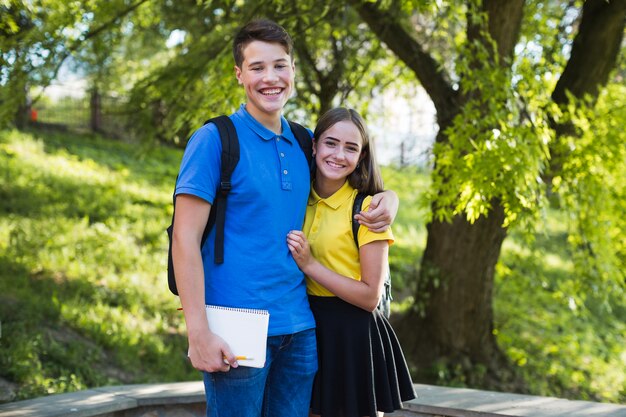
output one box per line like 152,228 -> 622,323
234,104 -> 295,144
308,180 -> 354,210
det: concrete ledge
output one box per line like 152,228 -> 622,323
94,382 -> 205,407
404,384 -> 626,417
0,382 -> 204,417
1,382 -> 625,417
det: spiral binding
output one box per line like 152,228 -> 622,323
206,305 -> 269,315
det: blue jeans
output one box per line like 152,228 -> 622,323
203,328 -> 317,417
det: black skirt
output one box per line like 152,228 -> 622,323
309,295 -> 416,417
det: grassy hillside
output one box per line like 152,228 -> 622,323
0,128 -> 195,400
0,128 -> 623,403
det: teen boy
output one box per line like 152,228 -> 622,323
171,19 -> 398,417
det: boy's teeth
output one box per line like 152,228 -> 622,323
262,88 -> 281,95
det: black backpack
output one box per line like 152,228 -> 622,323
351,192 -> 393,318
167,115 -> 312,295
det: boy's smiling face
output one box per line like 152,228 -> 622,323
235,40 -> 295,124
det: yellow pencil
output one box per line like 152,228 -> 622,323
224,356 -> 253,361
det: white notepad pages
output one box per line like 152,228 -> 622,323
205,305 -> 270,368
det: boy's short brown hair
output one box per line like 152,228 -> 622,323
233,19 -> 294,67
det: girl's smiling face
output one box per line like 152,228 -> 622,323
314,120 -> 363,191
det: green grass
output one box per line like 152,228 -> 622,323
0,128 -> 624,403
0,128 -> 195,400
495,222 -> 626,402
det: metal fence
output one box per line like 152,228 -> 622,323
31,87 -> 132,140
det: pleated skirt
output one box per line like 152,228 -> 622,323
309,295 -> 416,417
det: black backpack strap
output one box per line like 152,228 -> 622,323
166,208 -> 178,294
168,115 -> 239,295
204,115 -> 239,264
288,121 -> 312,167
351,192 -> 368,248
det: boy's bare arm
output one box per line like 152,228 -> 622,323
172,194 -> 238,371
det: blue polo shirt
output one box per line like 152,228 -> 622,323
175,105 -> 315,335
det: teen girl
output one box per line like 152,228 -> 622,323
287,108 -> 415,417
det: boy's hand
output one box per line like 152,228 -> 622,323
354,190 -> 399,232
188,330 -> 238,373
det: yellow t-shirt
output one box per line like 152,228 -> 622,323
303,181 -> 394,297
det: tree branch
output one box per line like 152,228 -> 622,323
552,0 -> 626,105
293,30 -> 322,97
546,0 -> 626,181
347,0 -> 458,124
32,0 -> 151,104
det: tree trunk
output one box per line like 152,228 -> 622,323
395,203 -> 517,387
421,211 -> 506,363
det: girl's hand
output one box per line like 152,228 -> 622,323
287,230 -> 315,272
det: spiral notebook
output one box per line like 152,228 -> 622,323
205,305 -> 270,368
